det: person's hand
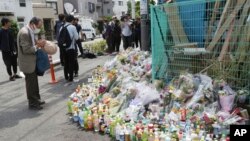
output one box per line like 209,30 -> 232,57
37,39 -> 46,48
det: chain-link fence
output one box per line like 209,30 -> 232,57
151,0 -> 250,90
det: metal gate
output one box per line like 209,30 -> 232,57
151,0 -> 250,90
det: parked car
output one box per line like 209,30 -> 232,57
78,18 -> 96,41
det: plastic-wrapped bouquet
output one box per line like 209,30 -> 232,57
219,90 -> 236,112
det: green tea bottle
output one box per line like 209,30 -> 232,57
67,101 -> 73,114
142,128 -> 149,141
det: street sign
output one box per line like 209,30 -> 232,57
140,0 -> 148,15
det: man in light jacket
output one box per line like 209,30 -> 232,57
17,17 -> 46,110
60,15 -> 79,83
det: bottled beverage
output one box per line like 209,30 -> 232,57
125,130 -> 131,141
159,131 -> 166,141
110,120 -> 116,138
83,109 -> 89,129
171,131 -> 179,141
154,132 -> 160,141
120,130 -> 125,141
142,128 -> 149,141
116,123 -> 121,141
99,114 -> 105,131
93,111 -> 99,132
67,101 -> 73,114
78,110 -> 84,127
130,127 -> 137,141
148,129 -> 154,141
73,111 -> 78,122
165,132 -> 171,141
137,129 -> 143,141
87,114 -> 93,130
205,134 -> 212,141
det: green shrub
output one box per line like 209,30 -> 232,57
83,40 -> 107,55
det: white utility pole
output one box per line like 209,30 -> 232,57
132,0 -> 136,19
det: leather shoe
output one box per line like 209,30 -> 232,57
29,105 -> 43,110
38,100 -> 45,105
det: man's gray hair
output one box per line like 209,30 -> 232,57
29,17 -> 42,25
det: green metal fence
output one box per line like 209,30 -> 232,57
151,0 -> 250,90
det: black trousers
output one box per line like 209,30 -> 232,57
135,35 -> 141,48
76,40 -> 84,55
2,51 -> 17,76
24,71 -> 41,105
122,35 -> 131,50
64,49 -> 76,81
74,51 -> 79,75
112,36 -> 121,52
106,36 -> 113,53
59,47 -> 65,66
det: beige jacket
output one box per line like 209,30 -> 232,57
17,26 -> 36,74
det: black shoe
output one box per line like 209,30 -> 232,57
29,105 -> 43,110
81,54 -> 86,58
78,54 -> 85,58
74,73 -> 78,77
14,74 -> 22,79
9,76 -> 15,81
38,100 -> 46,105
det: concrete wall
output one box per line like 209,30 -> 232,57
103,0 -> 114,17
33,7 -> 56,19
78,0 -> 99,21
113,0 -> 127,18
14,0 -> 34,28
57,0 -> 64,16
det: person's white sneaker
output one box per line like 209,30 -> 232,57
20,72 -> 25,78
73,79 -> 79,82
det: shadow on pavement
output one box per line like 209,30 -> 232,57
0,80 -> 11,86
0,104 -> 42,130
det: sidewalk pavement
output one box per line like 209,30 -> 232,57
0,54 -> 113,141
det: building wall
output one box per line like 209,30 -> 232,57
57,0 -> 64,16
32,0 -> 58,40
78,0 -> 99,21
58,0 -> 123,21
0,0 -> 33,28
14,0 -> 33,27
102,0 -> 114,17
113,0 -> 127,18
0,0 -> 15,20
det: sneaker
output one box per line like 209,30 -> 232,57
14,74 -> 22,79
9,76 -> 15,81
19,72 -> 25,78
78,54 -> 85,58
29,104 -> 43,110
73,79 -> 79,82
64,81 -> 73,87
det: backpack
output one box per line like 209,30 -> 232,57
58,24 -> 72,49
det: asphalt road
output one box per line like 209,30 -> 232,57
0,39 -> 114,141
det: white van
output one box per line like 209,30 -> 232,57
78,18 -> 96,41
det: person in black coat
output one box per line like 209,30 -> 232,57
54,14 -> 65,66
0,17 -> 22,81
73,17 -> 84,58
112,20 -> 122,52
134,18 -> 141,49
104,20 -> 113,53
